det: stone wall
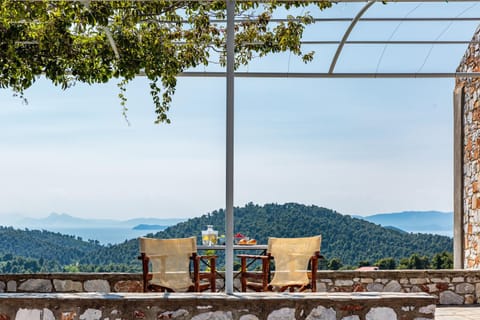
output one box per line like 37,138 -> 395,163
315,270 -> 480,305
0,270 -> 479,305
0,292 -> 436,320
457,26 -> 480,269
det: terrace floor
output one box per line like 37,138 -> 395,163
436,306 -> 480,319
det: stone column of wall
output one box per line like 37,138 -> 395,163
457,26 -> 480,269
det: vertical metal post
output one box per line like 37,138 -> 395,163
225,0 -> 235,294
453,86 -> 464,269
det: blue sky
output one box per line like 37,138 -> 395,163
0,1 -> 478,220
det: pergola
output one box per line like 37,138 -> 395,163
4,0 -> 480,294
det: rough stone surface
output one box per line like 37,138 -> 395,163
191,311 -> 233,320
384,280 -> 401,292
14,309 -> 41,320
366,283 -> 384,292
418,305 -> 435,314
61,311 -> 76,320
0,282 -> 4,293
305,306 -> 336,320
365,307 -> 397,320
316,282 -> 327,292
53,280 -> 82,292
84,280 -> 110,293
18,280 -> 52,293
158,309 -> 189,319
439,290 -> 464,305
79,309 -> 101,320
113,280 -> 142,292
267,308 -> 296,320
239,315 -> 259,320
341,316 -> 360,320
43,309 -> 55,320
452,277 -> 465,283
464,294 -> 475,304
7,281 -> 16,292
456,283 -> 475,294
410,278 -> 427,285
335,280 -> 353,286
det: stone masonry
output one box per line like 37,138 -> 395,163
0,270 -> 479,305
457,26 -> 480,269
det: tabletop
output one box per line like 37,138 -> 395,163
197,244 -> 267,251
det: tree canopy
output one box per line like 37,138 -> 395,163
0,0 -> 333,123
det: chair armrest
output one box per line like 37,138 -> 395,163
237,254 -> 270,260
197,255 -> 218,260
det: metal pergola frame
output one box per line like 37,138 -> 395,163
10,0 -> 480,293
220,0 -> 480,294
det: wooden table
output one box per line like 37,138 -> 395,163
197,244 -> 268,292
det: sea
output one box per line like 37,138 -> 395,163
43,227 -> 453,246
47,227 -> 166,245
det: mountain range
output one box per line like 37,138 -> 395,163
3,212 -> 185,229
356,210 -> 453,236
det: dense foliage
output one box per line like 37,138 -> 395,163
1,0 -> 332,123
0,203 -> 453,272
85,203 -> 453,268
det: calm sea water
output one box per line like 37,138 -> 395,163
45,227 -> 452,246
47,227 -> 164,245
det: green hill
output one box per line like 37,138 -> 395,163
85,203 -> 453,268
0,226 -> 104,272
0,203 -> 453,271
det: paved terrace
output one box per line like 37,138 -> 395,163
436,306 -> 480,320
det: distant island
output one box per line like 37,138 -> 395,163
132,224 -> 167,230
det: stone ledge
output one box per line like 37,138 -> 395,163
0,292 -> 436,320
0,291 -> 436,300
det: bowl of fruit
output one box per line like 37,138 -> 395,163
238,238 -> 257,245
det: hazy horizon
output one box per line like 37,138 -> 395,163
0,205 -> 454,224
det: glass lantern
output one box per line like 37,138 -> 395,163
201,225 -> 218,246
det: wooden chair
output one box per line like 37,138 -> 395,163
238,235 -> 322,292
138,236 -> 216,292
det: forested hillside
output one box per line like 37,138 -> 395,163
0,226 -> 103,272
0,203 -> 453,272
85,203 -> 452,268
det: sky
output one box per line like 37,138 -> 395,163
1,1 -> 479,221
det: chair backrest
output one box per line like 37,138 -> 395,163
267,235 -> 322,287
139,236 -> 197,292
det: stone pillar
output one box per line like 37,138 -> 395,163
456,26 -> 480,269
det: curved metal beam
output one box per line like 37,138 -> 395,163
329,0 -> 376,74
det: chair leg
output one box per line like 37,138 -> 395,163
240,257 -> 247,292
209,256 -> 216,292
262,257 -> 270,291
